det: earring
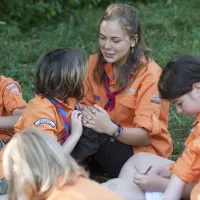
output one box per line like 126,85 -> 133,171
131,47 -> 134,54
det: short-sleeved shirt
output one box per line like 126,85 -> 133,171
42,174 -> 124,200
0,75 -> 27,141
169,114 -> 200,183
14,94 -> 76,142
80,54 -> 172,158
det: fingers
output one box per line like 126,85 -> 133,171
71,110 -> 82,121
75,103 -> 85,111
87,106 -> 97,114
93,104 -> 106,113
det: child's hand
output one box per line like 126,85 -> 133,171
70,110 -> 83,136
133,172 -> 164,192
75,103 -> 85,111
149,165 -> 171,178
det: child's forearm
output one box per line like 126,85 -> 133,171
0,115 -> 21,129
163,174 -> 185,200
62,132 -> 82,154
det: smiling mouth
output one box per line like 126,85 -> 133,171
104,52 -> 115,58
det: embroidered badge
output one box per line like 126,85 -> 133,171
6,83 -> 16,90
11,88 -> 20,93
34,118 -> 56,128
94,95 -> 100,101
151,94 -> 160,98
126,88 -> 135,94
151,100 -> 160,104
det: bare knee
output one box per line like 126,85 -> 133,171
102,178 -> 145,200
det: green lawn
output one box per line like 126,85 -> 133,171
0,0 -> 199,159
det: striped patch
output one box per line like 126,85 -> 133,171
126,88 -> 135,94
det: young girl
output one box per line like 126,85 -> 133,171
72,3 -> 172,178
0,75 -> 26,195
14,48 -> 87,154
117,55 -> 200,200
1,128 -> 124,200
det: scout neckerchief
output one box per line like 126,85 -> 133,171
49,98 -> 70,145
104,73 -> 133,111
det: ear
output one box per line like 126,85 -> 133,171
192,83 -> 200,94
131,34 -> 139,48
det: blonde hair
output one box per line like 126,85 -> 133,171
3,128 -> 87,200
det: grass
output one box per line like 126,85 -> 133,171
0,0 -> 199,160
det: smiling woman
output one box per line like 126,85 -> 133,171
72,3 -> 173,179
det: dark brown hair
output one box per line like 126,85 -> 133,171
93,3 -> 151,88
35,48 -> 87,100
158,55 -> 200,99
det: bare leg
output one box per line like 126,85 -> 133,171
118,152 -> 195,200
118,152 -> 173,181
102,178 -> 145,200
0,195 -> 7,200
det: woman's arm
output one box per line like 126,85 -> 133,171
82,104 -> 150,146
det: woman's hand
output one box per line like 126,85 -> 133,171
70,110 -> 83,136
82,104 -> 117,135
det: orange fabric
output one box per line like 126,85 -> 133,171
191,183 -> 200,200
169,114 -> 200,183
0,75 -> 26,141
80,54 -> 172,158
14,94 -> 76,142
45,176 -> 123,200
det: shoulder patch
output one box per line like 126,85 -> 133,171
6,83 -> 17,90
126,88 -> 135,94
34,118 -> 56,128
151,100 -> 160,104
151,94 -> 160,98
11,88 -> 20,93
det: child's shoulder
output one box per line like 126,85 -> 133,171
26,95 -> 55,112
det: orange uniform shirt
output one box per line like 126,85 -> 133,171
14,94 -> 76,142
0,75 -> 26,141
44,175 -> 124,200
169,114 -> 200,183
80,54 -> 172,158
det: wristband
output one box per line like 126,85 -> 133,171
110,124 -> 122,142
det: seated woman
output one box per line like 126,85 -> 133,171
1,128 -> 124,200
72,3 -> 172,178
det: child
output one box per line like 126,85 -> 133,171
72,3 -> 172,178
0,75 -> 26,195
0,75 -> 26,144
2,128 -> 124,200
14,48 -> 87,154
122,55 -> 200,200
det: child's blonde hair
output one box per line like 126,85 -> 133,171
3,128 -> 87,200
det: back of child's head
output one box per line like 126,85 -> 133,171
3,128 -> 87,200
158,55 -> 200,100
35,48 -> 87,100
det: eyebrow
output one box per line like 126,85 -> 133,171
99,33 -> 123,39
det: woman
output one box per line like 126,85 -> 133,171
72,3 -> 172,178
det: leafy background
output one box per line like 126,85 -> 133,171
0,0 -> 200,160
